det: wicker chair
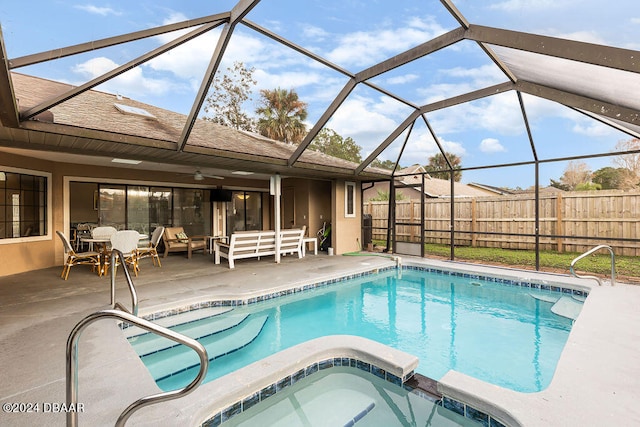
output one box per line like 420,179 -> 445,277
110,230 -> 140,276
56,231 -> 101,280
138,226 -> 164,267
162,227 -> 207,258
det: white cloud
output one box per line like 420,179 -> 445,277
426,92 -> 525,137
324,16 -> 447,67
549,30 -> 606,45
572,120 -> 615,138
74,4 -> 121,16
489,0 -> 564,12
479,138 -> 506,153
386,74 -> 419,85
72,57 -> 175,98
303,25 -> 330,41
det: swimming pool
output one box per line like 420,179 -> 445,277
127,265 -> 586,393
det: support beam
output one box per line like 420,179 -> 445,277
21,23 -> 219,121
419,82 -> 514,114
0,27 -> 18,127
9,14 -> 229,69
440,0 -> 470,29
178,0 -> 260,152
242,20 -> 353,78
355,27 -> 466,82
466,24 -> 640,74
288,79 -> 357,166
356,110 -> 422,175
516,80 -> 640,125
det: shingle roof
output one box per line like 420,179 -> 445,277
7,73 -> 389,180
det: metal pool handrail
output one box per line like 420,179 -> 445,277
66,249 -> 209,426
66,309 -> 209,427
109,249 -> 138,315
570,244 -> 615,286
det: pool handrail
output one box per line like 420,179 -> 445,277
110,249 -> 138,315
570,244 -> 615,286
66,309 -> 209,427
66,249 -> 209,427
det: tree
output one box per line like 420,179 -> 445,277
425,152 -> 462,181
592,167 -> 636,190
203,61 -> 256,131
255,88 -> 307,144
612,138 -> 640,188
553,160 -> 592,191
309,128 -> 362,162
371,159 -> 397,170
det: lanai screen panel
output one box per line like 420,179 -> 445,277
491,45 -> 640,113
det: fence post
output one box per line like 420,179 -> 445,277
556,194 -> 563,253
471,198 -> 477,247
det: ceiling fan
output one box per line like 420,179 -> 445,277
194,170 -> 224,181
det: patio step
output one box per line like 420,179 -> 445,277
128,312 -> 249,356
141,314 -> 268,381
123,306 -> 233,339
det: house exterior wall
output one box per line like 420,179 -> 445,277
332,179 -> 361,254
0,152 -> 345,277
1,152 -> 59,276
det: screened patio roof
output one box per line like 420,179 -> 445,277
0,0 -> 638,184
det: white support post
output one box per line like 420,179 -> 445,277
271,174 -> 282,263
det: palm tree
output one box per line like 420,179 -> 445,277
255,88 -> 308,144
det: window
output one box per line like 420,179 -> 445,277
0,171 -> 48,239
345,181 -> 356,218
227,191 -> 262,234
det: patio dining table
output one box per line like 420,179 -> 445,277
81,233 -> 149,276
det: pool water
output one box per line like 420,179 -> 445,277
129,268 -> 582,393
221,366 -> 479,427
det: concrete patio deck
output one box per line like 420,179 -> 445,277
1,252 -> 639,426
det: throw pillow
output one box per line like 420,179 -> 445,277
175,232 -> 189,243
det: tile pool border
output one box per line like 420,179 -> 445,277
121,262 -> 589,329
200,358 -> 412,427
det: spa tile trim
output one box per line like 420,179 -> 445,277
200,358 -> 412,427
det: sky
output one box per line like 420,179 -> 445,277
1,0 -> 639,189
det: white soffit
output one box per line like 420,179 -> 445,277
491,45 -> 640,112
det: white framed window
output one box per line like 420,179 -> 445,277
345,181 -> 356,218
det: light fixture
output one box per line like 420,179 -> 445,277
0,172 -> 5,181
232,171 -> 254,175
236,193 -> 250,200
111,158 -> 142,165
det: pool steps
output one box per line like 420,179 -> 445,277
138,314 -> 268,382
123,306 -> 233,339
128,312 -> 249,356
529,293 -> 584,320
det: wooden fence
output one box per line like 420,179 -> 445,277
364,190 -> 640,256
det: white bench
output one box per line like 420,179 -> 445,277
214,228 -> 305,269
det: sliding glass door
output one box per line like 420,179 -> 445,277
227,191 -> 262,234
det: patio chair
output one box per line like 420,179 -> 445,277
162,226 -> 207,259
109,230 -> 140,276
138,226 -> 164,267
56,230 -> 101,280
